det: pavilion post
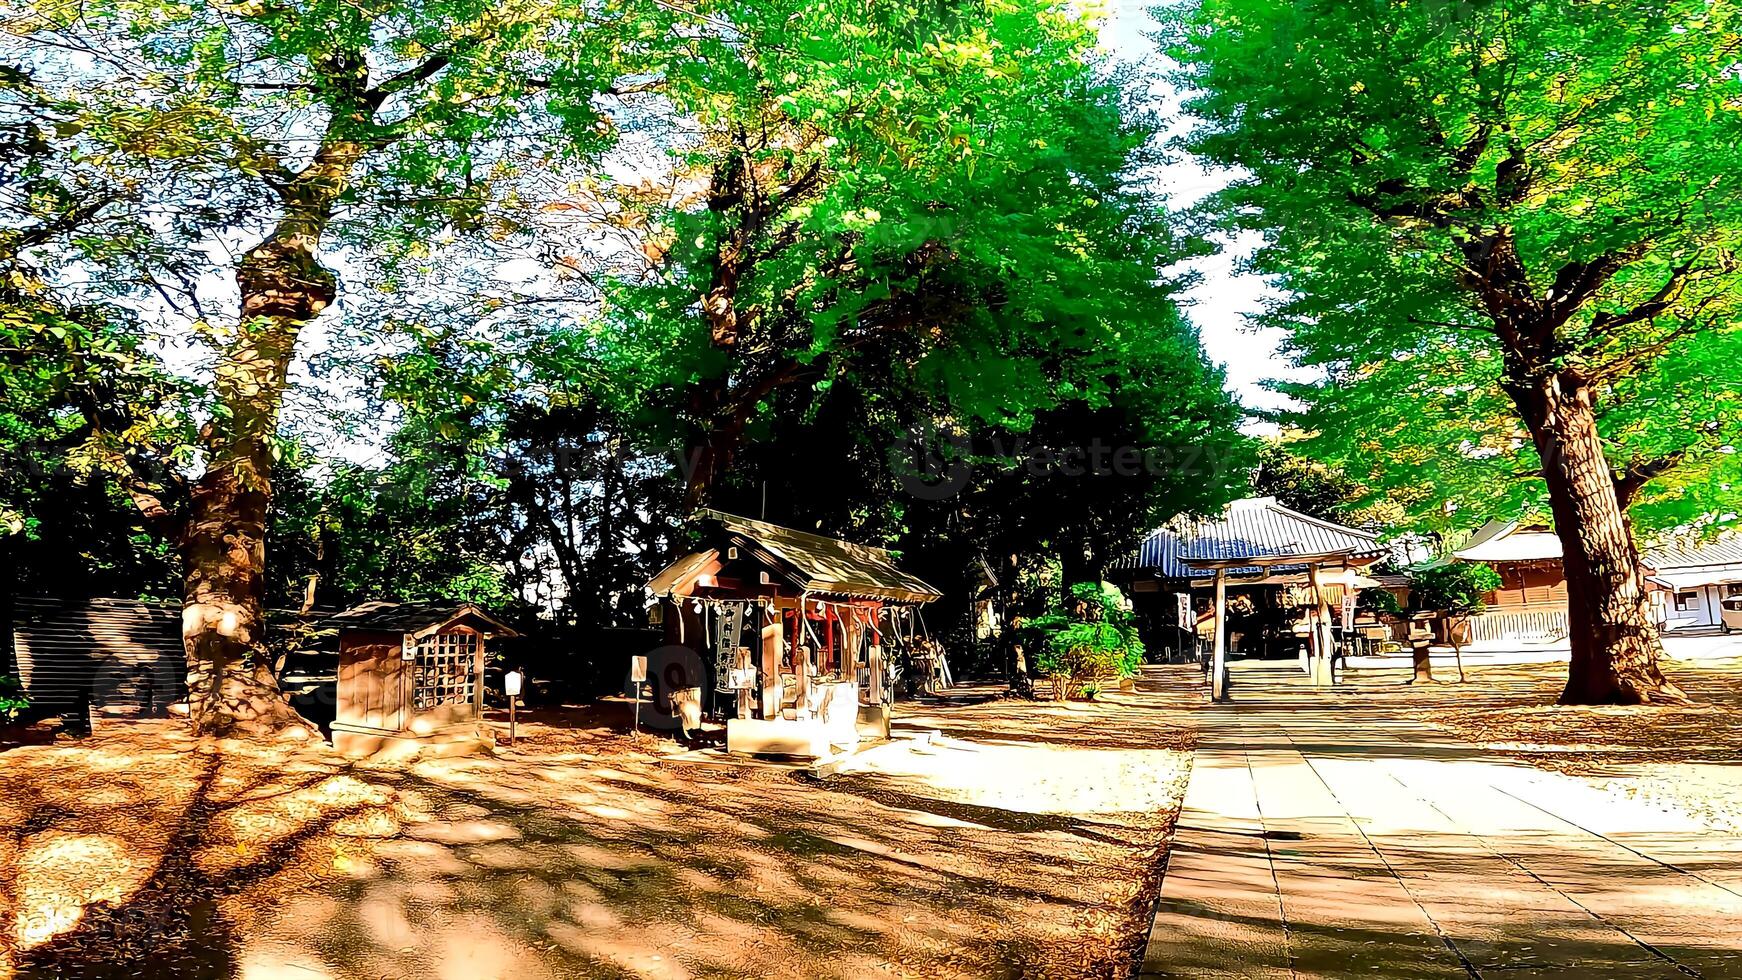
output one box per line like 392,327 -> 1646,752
1211,568 -> 1228,701
1307,562 -> 1335,687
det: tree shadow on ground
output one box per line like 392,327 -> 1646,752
3,742 -> 378,980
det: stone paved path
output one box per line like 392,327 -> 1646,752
1144,663 -> 1742,979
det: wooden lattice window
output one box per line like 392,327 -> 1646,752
412,632 -> 478,710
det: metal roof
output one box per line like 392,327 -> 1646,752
1452,520 -> 1564,563
322,602 -> 519,638
9,596 -> 185,713
648,510 -> 941,603
1128,497 -> 1385,579
1643,532 -> 1742,571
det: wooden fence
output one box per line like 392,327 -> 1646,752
1467,608 -> 1570,645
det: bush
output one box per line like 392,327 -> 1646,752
0,675 -> 28,724
1410,562 -> 1503,617
1025,582 -> 1145,698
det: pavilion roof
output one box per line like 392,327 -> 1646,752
648,510 -> 942,604
1642,531 -> 1742,571
1126,497 -> 1386,580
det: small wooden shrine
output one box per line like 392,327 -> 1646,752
645,510 -> 941,759
326,601 -> 517,757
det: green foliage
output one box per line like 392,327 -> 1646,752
0,675 -> 27,723
568,0 -> 1230,499
4,0 -> 1253,709
1250,438 -> 1383,525
1359,586 -> 1404,617
1164,0 -> 1742,537
1026,582 -> 1144,695
1409,563 -> 1503,617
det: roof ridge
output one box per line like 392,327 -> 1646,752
1259,499 -> 1383,540
698,508 -> 901,563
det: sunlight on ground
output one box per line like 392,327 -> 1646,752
24,663 -> 1742,978
13,833 -> 140,949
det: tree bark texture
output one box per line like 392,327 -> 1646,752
181,182 -> 348,735
1510,372 -> 1684,704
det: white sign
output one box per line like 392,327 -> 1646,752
1177,593 -> 1193,630
503,669 -> 523,697
1340,593 -> 1356,631
630,655 -> 648,683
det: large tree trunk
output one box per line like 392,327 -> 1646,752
1512,372 -> 1685,705
180,224 -> 336,736
680,415 -> 746,514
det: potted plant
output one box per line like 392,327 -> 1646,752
0,675 -> 40,746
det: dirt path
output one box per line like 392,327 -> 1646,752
1,669 -> 1202,980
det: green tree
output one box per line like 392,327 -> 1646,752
564,0 -> 1209,510
8,0 -> 645,732
1166,0 -> 1742,704
2,69 -> 193,599
1408,561 -> 1503,682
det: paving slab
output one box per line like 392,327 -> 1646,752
1144,663 -> 1742,979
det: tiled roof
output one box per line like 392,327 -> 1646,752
1643,532 -> 1742,571
323,601 -> 518,637
1128,497 -> 1385,579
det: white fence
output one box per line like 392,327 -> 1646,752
1467,609 -> 1569,645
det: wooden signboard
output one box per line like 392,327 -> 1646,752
759,614 -> 781,720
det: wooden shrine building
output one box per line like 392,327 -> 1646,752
646,510 -> 941,758
326,601 -> 517,757
1450,520 -> 1569,645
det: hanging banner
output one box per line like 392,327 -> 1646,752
1176,593 -> 1193,630
1340,593 -> 1356,631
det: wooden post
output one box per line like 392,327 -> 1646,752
759,609 -> 781,720
1211,568 -> 1228,701
869,643 -> 884,705
735,646 -> 754,717
793,642 -> 811,719
1307,563 -> 1335,687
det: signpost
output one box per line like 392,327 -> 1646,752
503,668 -> 523,746
630,655 -> 648,733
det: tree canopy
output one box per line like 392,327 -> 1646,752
4,0 -> 1252,722
1165,0 -> 1742,537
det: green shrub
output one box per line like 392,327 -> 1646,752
0,675 -> 28,724
1025,582 -> 1145,698
1410,562 -> 1503,616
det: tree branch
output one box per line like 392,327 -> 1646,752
1614,449 -> 1689,509
1583,260 -> 1697,342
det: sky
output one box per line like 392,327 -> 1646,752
1098,0 -> 1305,421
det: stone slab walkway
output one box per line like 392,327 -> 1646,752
1144,663 -> 1742,979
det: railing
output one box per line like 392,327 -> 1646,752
1467,609 -> 1569,645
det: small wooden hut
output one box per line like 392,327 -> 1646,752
326,601 -> 517,757
646,510 -> 941,759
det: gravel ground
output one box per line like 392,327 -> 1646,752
0,671 -> 1199,980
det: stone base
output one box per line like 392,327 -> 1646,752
331,721 -> 494,760
855,703 -> 891,741
726,718 -> 832,758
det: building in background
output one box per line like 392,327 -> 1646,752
1643,534 -> 1742,632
